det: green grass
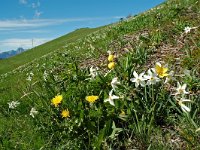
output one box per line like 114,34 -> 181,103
0,0 -> 200,149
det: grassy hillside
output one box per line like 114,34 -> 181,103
0,27 -> 100,74
0,0 -> 200,149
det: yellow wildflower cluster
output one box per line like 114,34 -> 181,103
155,62 -> 168,78
85,95 -> 99,103
108,62 -> 115,69
51,95 -> 70,118
51,95 -> 63,107
108,54 -> 114,62
107,52 -> 116,69
61,109 -> 70,118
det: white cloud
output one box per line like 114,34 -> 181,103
32,3 -> 36,8
34,10 -> 43,18
0,19 -> 60,30
0,29 -> 49,33
19,0 -> 42,18
0,38 -> 52,51
19,0 -> 28,4
17,30 -> 49,33
32,2 -> 40,8
0,17 -> 123,31
0,16 -> 124,52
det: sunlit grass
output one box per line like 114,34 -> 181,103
0,0 -> 200,149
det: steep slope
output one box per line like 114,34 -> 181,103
0,27 -> 100,74
0,0 -> 199,149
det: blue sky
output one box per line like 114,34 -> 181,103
0,0 -> 165,52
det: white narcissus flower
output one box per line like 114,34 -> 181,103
26,75 -> 32,81
104,90 -> 119,106
184,26 -> 192,34
8,101 -> 20,109
30,107 -> 38,118
43,70 -> 48,81
26,72 -> 34,81
89,66 -> 99,79
178,98 -> 191,113
111,77 -> 120,90
175,82 -> 189,95
144,69 -> 160,85
130,71 -> 146,88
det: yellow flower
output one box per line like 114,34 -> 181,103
85,95 -> 99,103
119,110 -> 127,121
108,62 -> 115,69
51,95 -> 63,107
120,110 -> 125,116
155,62 -> 168,78
61,109 -> 70,118
108,54 -> 114,62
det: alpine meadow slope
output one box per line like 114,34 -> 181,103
0,27 -> 100,74
0,0 -> 200,149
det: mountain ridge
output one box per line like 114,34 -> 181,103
0,47 -> 25,59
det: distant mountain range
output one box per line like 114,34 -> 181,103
0,48 -> 26,59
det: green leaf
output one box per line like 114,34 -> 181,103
93,120 -> 112,149
109,121 -> 123,139
196,128 -> 200,132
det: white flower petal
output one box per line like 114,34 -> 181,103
181,104 -> 190,112
133,71 -> 138,78
130,78 -> 136,82
151,68 -> 156,73
180,98 -> 191,102
111,77 -> 120,90
107,50 -> 112,55
182,84 -> 187,90
147,69 -> 152,75
139,72 -> 145,78
175,82 -> 189,95
109,89 -> 113,96
177,82 -> 181,88
135,82 -> 139,88
111,95 -> 119,100
104,98 -> 109,102
104,90 -> 119,106
184,26 -> 191,33
109,100 -> 115,106
104,98 -> 115,106
8,101 -> 20,109
30,107 -> 38,118
140,81 -> 146,87
144,75 -> 150,80
156,62 -> 161,67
